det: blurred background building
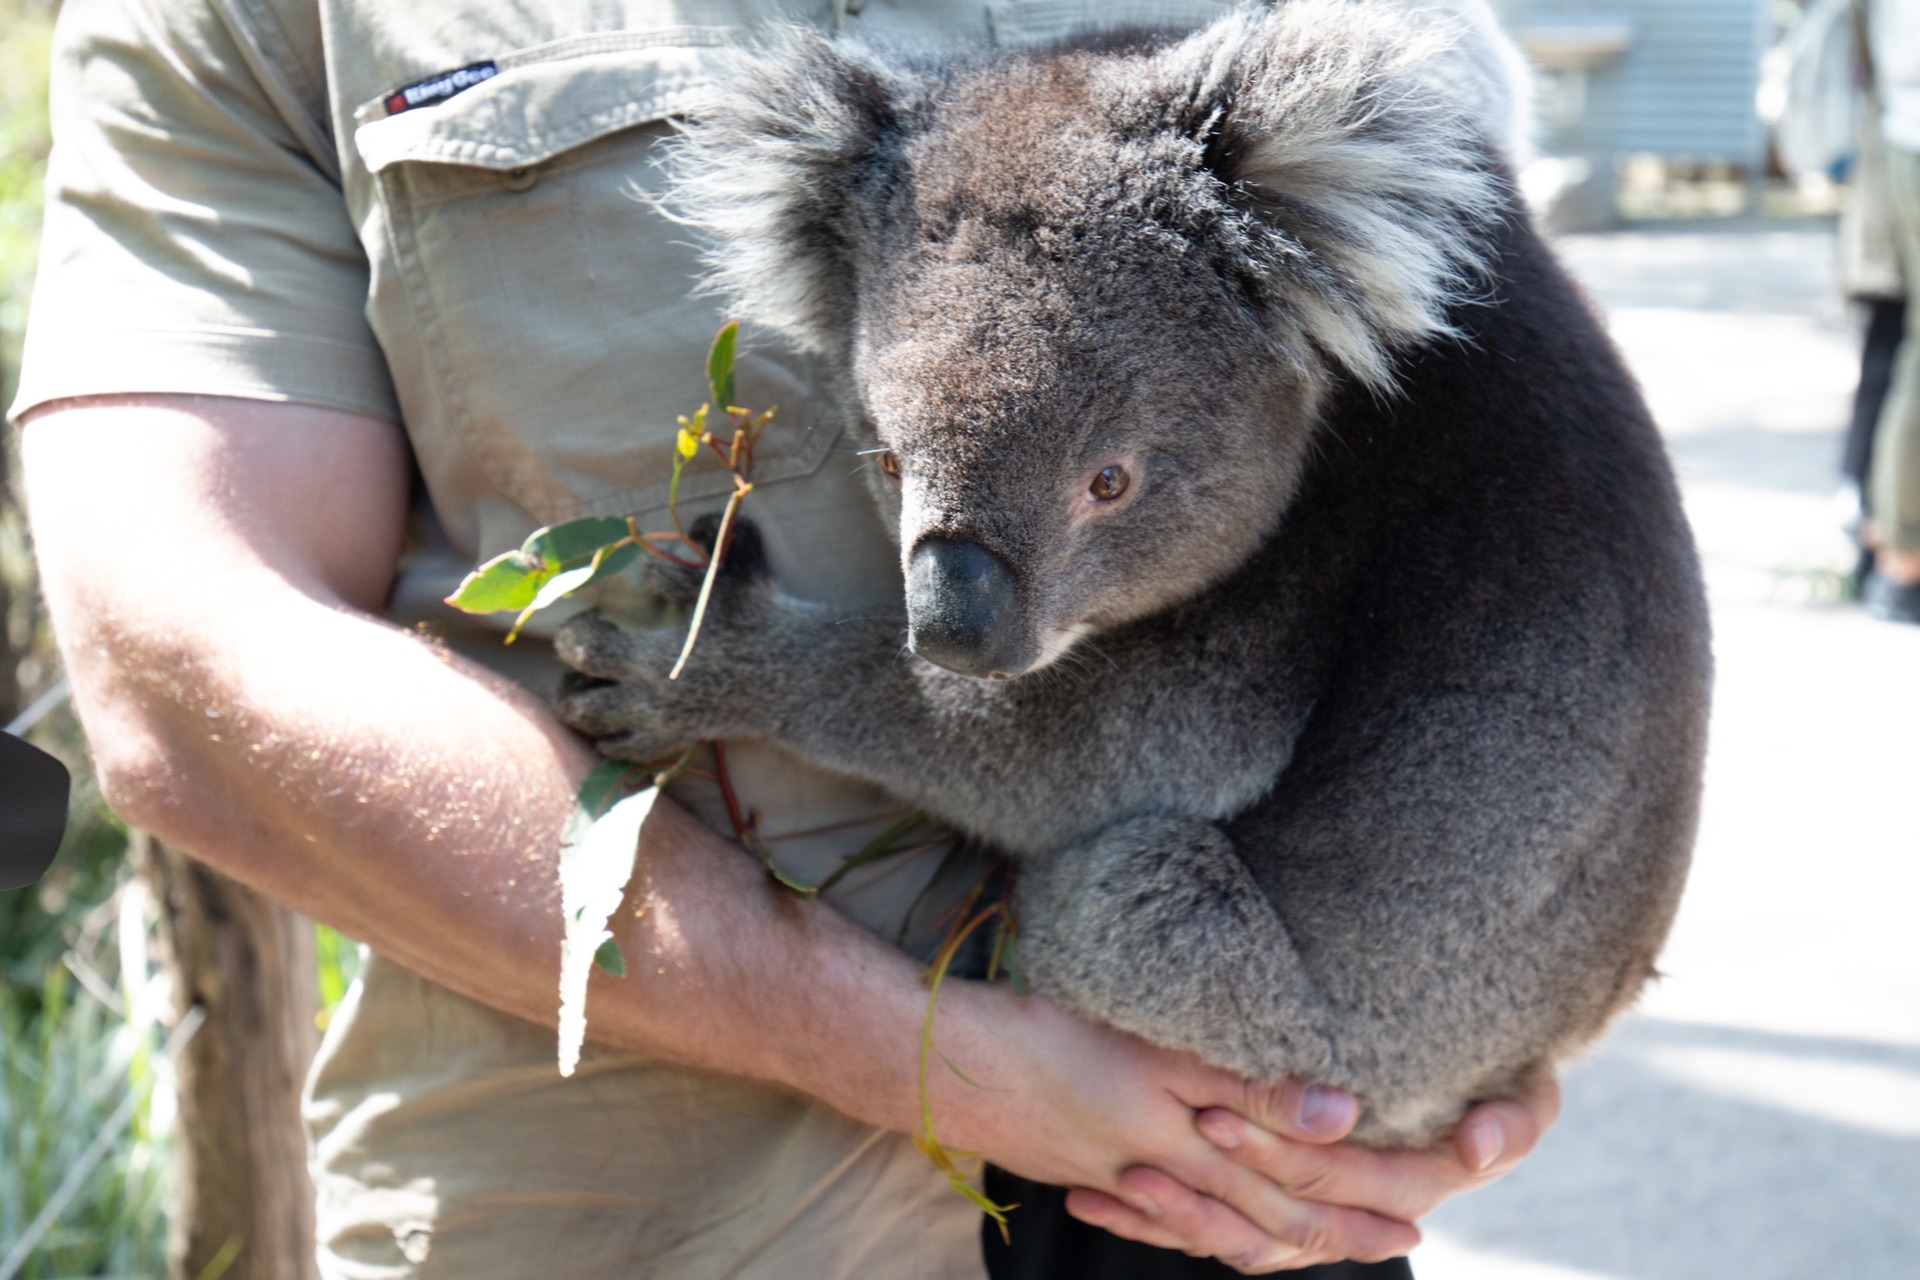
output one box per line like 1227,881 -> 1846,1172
1494,0 -> 1775,227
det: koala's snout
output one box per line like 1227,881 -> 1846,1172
906,539 -> 1026,679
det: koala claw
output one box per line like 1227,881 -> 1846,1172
553,670 -> 640,736
553,610 -> 660,683
592,727 -> 698,765
552,662 -> 695,761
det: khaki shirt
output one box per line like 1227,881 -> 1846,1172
14,0 -> 1238,1276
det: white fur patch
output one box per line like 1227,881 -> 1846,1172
1160,1 -> 1514,390
660,34 -> 901,351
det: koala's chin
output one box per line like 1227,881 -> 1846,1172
571,0 -> 1714,1149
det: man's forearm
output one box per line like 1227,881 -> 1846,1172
20,396 -> 936,1132
121,585 -> 941,1127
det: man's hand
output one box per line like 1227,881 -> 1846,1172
1069,1078 -> 1561,1272
923,985 -> 1558,1272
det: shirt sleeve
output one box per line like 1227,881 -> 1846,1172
8,0 -> 398,423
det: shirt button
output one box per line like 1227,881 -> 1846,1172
500,166 -> 538,192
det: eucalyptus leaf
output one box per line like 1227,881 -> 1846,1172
527,561 -> 600,616
569,760 -> 648,836
557,782 -> 659,1077
593,938 -> 627,978
529,516 -> 634,567
578,540 -> 642,590
1001,929 -> 1030,997
447,517 -> 634,617
446,550 -> 548,614
763,859 -> 820,898
708,321 -> 739,416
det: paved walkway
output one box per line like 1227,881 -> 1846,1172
1412,222 -> 1920,1280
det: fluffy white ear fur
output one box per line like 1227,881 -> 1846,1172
1379,0 -> 1536,163
1172,0 -> 1514,390
660,33 -> 897,354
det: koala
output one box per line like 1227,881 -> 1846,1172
553,0 -> 1711,1147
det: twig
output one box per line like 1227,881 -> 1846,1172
914,902 -> 1020,1240
669,476 -> 753,681
709,740 -> 755,847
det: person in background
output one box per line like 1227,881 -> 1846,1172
1840,0 -> 1905,588
1778,0 -> 1910,589
1864,0 -> 1920,621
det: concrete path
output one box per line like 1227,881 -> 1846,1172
1411,223 -> 1920,1280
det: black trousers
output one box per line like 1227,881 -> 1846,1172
1845,297 -> 1908,496
982,1169 -> 1415,1280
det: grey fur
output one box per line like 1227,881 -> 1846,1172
556,1 -> 1709,1146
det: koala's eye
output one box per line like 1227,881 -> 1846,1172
879,451 -> 902,481
1090,466 -> 1130,501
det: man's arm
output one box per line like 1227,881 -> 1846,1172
22,393 -> 1551,1273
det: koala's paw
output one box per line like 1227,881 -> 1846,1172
644,514 -> 772,617
552,613 -> 707,761
1018,816 -> 1305,1085
557,682 -> 695,763
554,609 -> 683,686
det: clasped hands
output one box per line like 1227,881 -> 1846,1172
932,985 -> 1560,1274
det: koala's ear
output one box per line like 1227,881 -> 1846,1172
1176,0 -> 1513,391
663,32 -> 902,354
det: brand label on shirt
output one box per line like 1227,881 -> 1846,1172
384,61 -> 500,116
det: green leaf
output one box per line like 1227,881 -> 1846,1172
446,548 -> 549,614
567,760 -> 648,839
707,321 -> 739,416
949,1174 -> 1016,1243
593,938 -> 627,977
505,542 -> 644,643
524,558 -> 604,620
999,926 -> 1030,997
528,516 -> 633,567
557,782 -> 660,1077
763,858 -> 821,898
578,540 -> 642,590
450,519 -> 639,626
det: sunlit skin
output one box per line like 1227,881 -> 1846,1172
23,393 -> 1557,1274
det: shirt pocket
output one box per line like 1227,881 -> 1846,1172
352,33 -> 838,554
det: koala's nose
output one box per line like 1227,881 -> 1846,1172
906,539 -> 1024,679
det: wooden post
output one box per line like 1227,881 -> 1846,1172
139,833 -> 320,1280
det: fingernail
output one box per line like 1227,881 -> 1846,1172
1299,1085 -> 1358,1138
1199,1111 -> 1244,1150
1127,1190 -> 1163,1220
1464,1114 -> 1507,1172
